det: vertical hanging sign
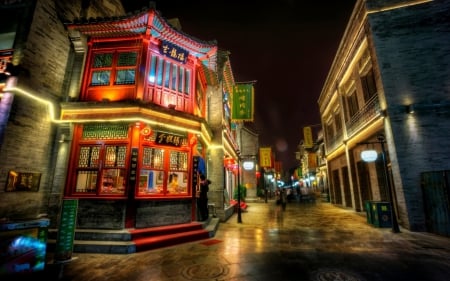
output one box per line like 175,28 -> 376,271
129,148 -> 138,184
259,147 -> 272,168
231,83 -> 254,121
192,156 -> 200,195
303,126 -> 313,148
54,199 -> 78,262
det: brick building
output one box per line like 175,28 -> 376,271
0,0 -> 258,253
318,0 -> 450,235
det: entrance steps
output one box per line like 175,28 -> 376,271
47,217 -> 219,254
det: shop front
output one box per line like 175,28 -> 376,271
61,117 -> 210,229
58,6 -> 220,230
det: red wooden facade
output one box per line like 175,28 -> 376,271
62,8 -> 217,228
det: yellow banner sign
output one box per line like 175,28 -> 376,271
303,126 -> 313,148
259,147 -> 272,168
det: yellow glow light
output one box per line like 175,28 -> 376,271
2,86 -> 214,149
3,86 -> 56,120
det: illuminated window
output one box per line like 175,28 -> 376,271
74,144 -> 128,195
138,147 -> 189,196
72,124 -> 130,196
91,51 -> 137,86
146,54 -> 192,110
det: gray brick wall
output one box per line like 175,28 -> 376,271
0,0 -> 125,223
369,0 -> 450,230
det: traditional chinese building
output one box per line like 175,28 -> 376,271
0,0 -> 253,252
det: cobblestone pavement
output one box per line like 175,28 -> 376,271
11,200 -> 450,280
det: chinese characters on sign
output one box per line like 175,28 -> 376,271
54,199 -> 78,262
160,40 -> 188,64
232,83 -> 254,121
259,147 -> 272,168
155,132 -> 186,147
129,148 -> 138,184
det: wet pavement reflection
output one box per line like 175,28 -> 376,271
23,200 -> 450,280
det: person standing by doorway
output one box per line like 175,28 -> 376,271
198,174 -> 210,221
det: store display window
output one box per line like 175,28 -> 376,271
138,147 -> 189,197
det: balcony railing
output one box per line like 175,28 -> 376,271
325,95 -> 381,153
345,95 -> 380,137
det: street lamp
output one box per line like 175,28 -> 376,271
236,150 -> 242,223
359,134 -> 400,233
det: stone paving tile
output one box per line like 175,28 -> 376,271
6,201 -> 450,281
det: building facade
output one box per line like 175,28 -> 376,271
318,0 -> 450,235
0,0 -> 255,238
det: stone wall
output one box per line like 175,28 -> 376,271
136,200 -> 192,228
368,0 -> 450,230
77,200 -> 126,229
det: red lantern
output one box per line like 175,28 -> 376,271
223,157 -> 235,169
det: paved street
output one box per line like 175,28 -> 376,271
17,200 -> 450,280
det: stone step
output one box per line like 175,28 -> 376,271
46,218 -> 219,254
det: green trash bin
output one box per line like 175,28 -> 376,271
364,200 -> 373,224
371,201 -> 392,228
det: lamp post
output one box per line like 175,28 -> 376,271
236,150 -> 242,223
359,134 -> 400,233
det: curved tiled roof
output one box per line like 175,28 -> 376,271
65,8 -> 218,69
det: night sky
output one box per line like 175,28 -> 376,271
124,0 -> 357,171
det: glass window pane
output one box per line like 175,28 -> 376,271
100,168 -> 126,194
138,169 -> 164,194
171,64 -> 178,90
185,70 -> 190,95
156,57 -> 163,86
169,151 -> 188,171
104,145 -> 127,167
116,69 -> 135,85
93,53 -> 113,68
167,172 -> 188,194
148,55 -> 157,84
178,67 -> 184,92
78,146 -> 100,167
117,52 -> 137,66
75,170 -> 97,193
164,61 -> 170,88
91,70 -> 110,86
142,147 -> 164,169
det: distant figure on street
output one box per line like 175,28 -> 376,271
275,187 -> 281,205
281,188 -> 287,211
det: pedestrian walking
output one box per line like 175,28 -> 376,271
275,187 -> 281,205
281,188 -> 287,211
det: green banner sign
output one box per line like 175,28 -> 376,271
54,199 -> 78,262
